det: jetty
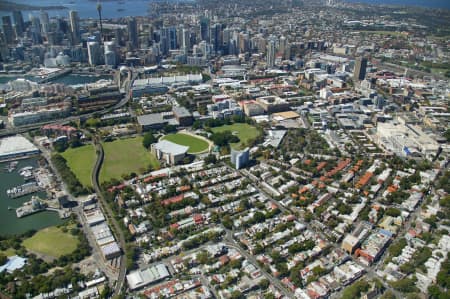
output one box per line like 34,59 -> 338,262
6,182 -> 41,198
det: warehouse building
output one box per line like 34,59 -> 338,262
0,135 -> 40,161
126,264 -> 170,290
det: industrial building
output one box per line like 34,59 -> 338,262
0,135 -> 40,161
126,264 -> 171,290
151,140 -> 189,165
132,74 -> 202,97
376,121 -> 440,160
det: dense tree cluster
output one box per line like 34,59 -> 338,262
142,131 -> 156,149
51,154 -> 90,196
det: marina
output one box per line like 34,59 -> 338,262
4,161 -> 18,173
6,182 -> 41,199
0,158 -> 65,236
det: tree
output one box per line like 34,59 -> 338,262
163,124 -> 177,133
204,154 -> 217,165
259,279 -> 270,290
385,208 -> 401,217
444,129 -> 450,142
341,280 -> 370,298
380,290 -> 397,299
0,254 -> 7,265
390,277 -> 418,293
230,290 -> 244,299
142,132 -> 156,148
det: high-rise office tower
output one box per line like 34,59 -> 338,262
56,18 -> 68,34
199,17 -> 209,41
70,10 -> 81,44
239,33 -> 249,54
160,27 -> 177,52
210,23 -> 222,54
87,41 -> 101,65
266,39 -> 276,68
115,28 -> 123,46
182,28 -> 190,52
279,35 -> 290,60
104,41 -> 116,66
39,11 -> 50,36
168,27 -> 177,50
12,11 -> 24,37
354,57 -> 368,81
222,28 -> 231,55
127,17 -> 138,49
2,16 -> 15,44
29,15 -> 42,44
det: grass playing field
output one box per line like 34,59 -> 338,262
61,145 -> 96,188
211,123 -> 261,149
22,226 -> 79,258
100,137 -> 160,183
161,132 -> 210,154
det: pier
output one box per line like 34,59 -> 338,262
6,182 -> 41,199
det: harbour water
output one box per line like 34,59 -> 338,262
344,0 -> 450,9
0,0 -> 173,19
0,158 -> 64,236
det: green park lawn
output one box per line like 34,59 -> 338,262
211,123 -> 261,149
22,226 -> 79,258
162,133 -> 210,154
61,145 -> 96,188
0,248 -> 16,257
100,137 -> 160,183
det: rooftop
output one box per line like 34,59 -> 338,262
126,264 -> 170,290
153,140 -> 189,156
0,135 -> 39,158
137,113 -> 167,127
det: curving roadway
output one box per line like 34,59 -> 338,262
91,137 -> 128,296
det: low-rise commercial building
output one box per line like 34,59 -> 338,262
126,264 -> 171,290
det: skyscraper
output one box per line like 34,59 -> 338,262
69,10 -> 81,44
39,11 -> 50,36
87,41 -> 101,65
199,17 -> 209,41
29,15 -> 42,44
266,39 -> 276,68
354,57 -> 368,81
104,41 -> 116,66
210,23 -> 222,54
2,16 -> 15,44
127,17 -> 138,49
182,28 -> 190,52
12,11 -> 24,37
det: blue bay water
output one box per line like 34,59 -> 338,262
1,0 -> 169,19
344,0 -> 450,9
